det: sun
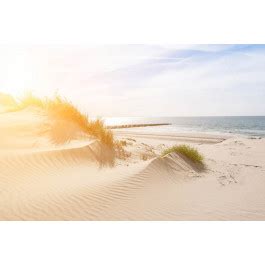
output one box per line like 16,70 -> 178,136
2,51 -> 35,96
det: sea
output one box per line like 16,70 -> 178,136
104,116 -> 265,137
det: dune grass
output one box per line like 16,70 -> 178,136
0,92 -> 17,107
161,144 -> 204,165
13,91 -> 114,148
18,91 -> 45,109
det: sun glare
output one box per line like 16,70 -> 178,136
3,52 -> 35,96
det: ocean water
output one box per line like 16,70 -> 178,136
104,116 -> 265,137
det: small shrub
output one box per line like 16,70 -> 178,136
140,153 -> 148,161
115,140 -> 131,159
161,144 -> 204,165
119,140 -> 127,146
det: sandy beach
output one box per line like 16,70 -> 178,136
0,106 -> 265,220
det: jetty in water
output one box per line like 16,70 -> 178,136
108,123 -> 171,129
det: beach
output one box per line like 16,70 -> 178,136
0,106 -> 265,220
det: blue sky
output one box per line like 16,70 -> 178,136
1,44 -> 265,116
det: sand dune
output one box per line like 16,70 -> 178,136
0,143 -> 199,220
0,107 -> 265,220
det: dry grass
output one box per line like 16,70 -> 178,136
114,140 -> 131,160
0,92 -> 17,107
162,144 -> 204,165
17,91 -> 44,109
13,91 -> 114,148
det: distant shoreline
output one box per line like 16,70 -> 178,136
105,116 -> 265,137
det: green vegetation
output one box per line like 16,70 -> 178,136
13,91 -> 114,148
161,144 -> 204,165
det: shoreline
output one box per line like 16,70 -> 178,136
114,130 -> 228,144
113,126 -> 265,140
104,116 -> 265,138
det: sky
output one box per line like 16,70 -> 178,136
0,44 -> 265,116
